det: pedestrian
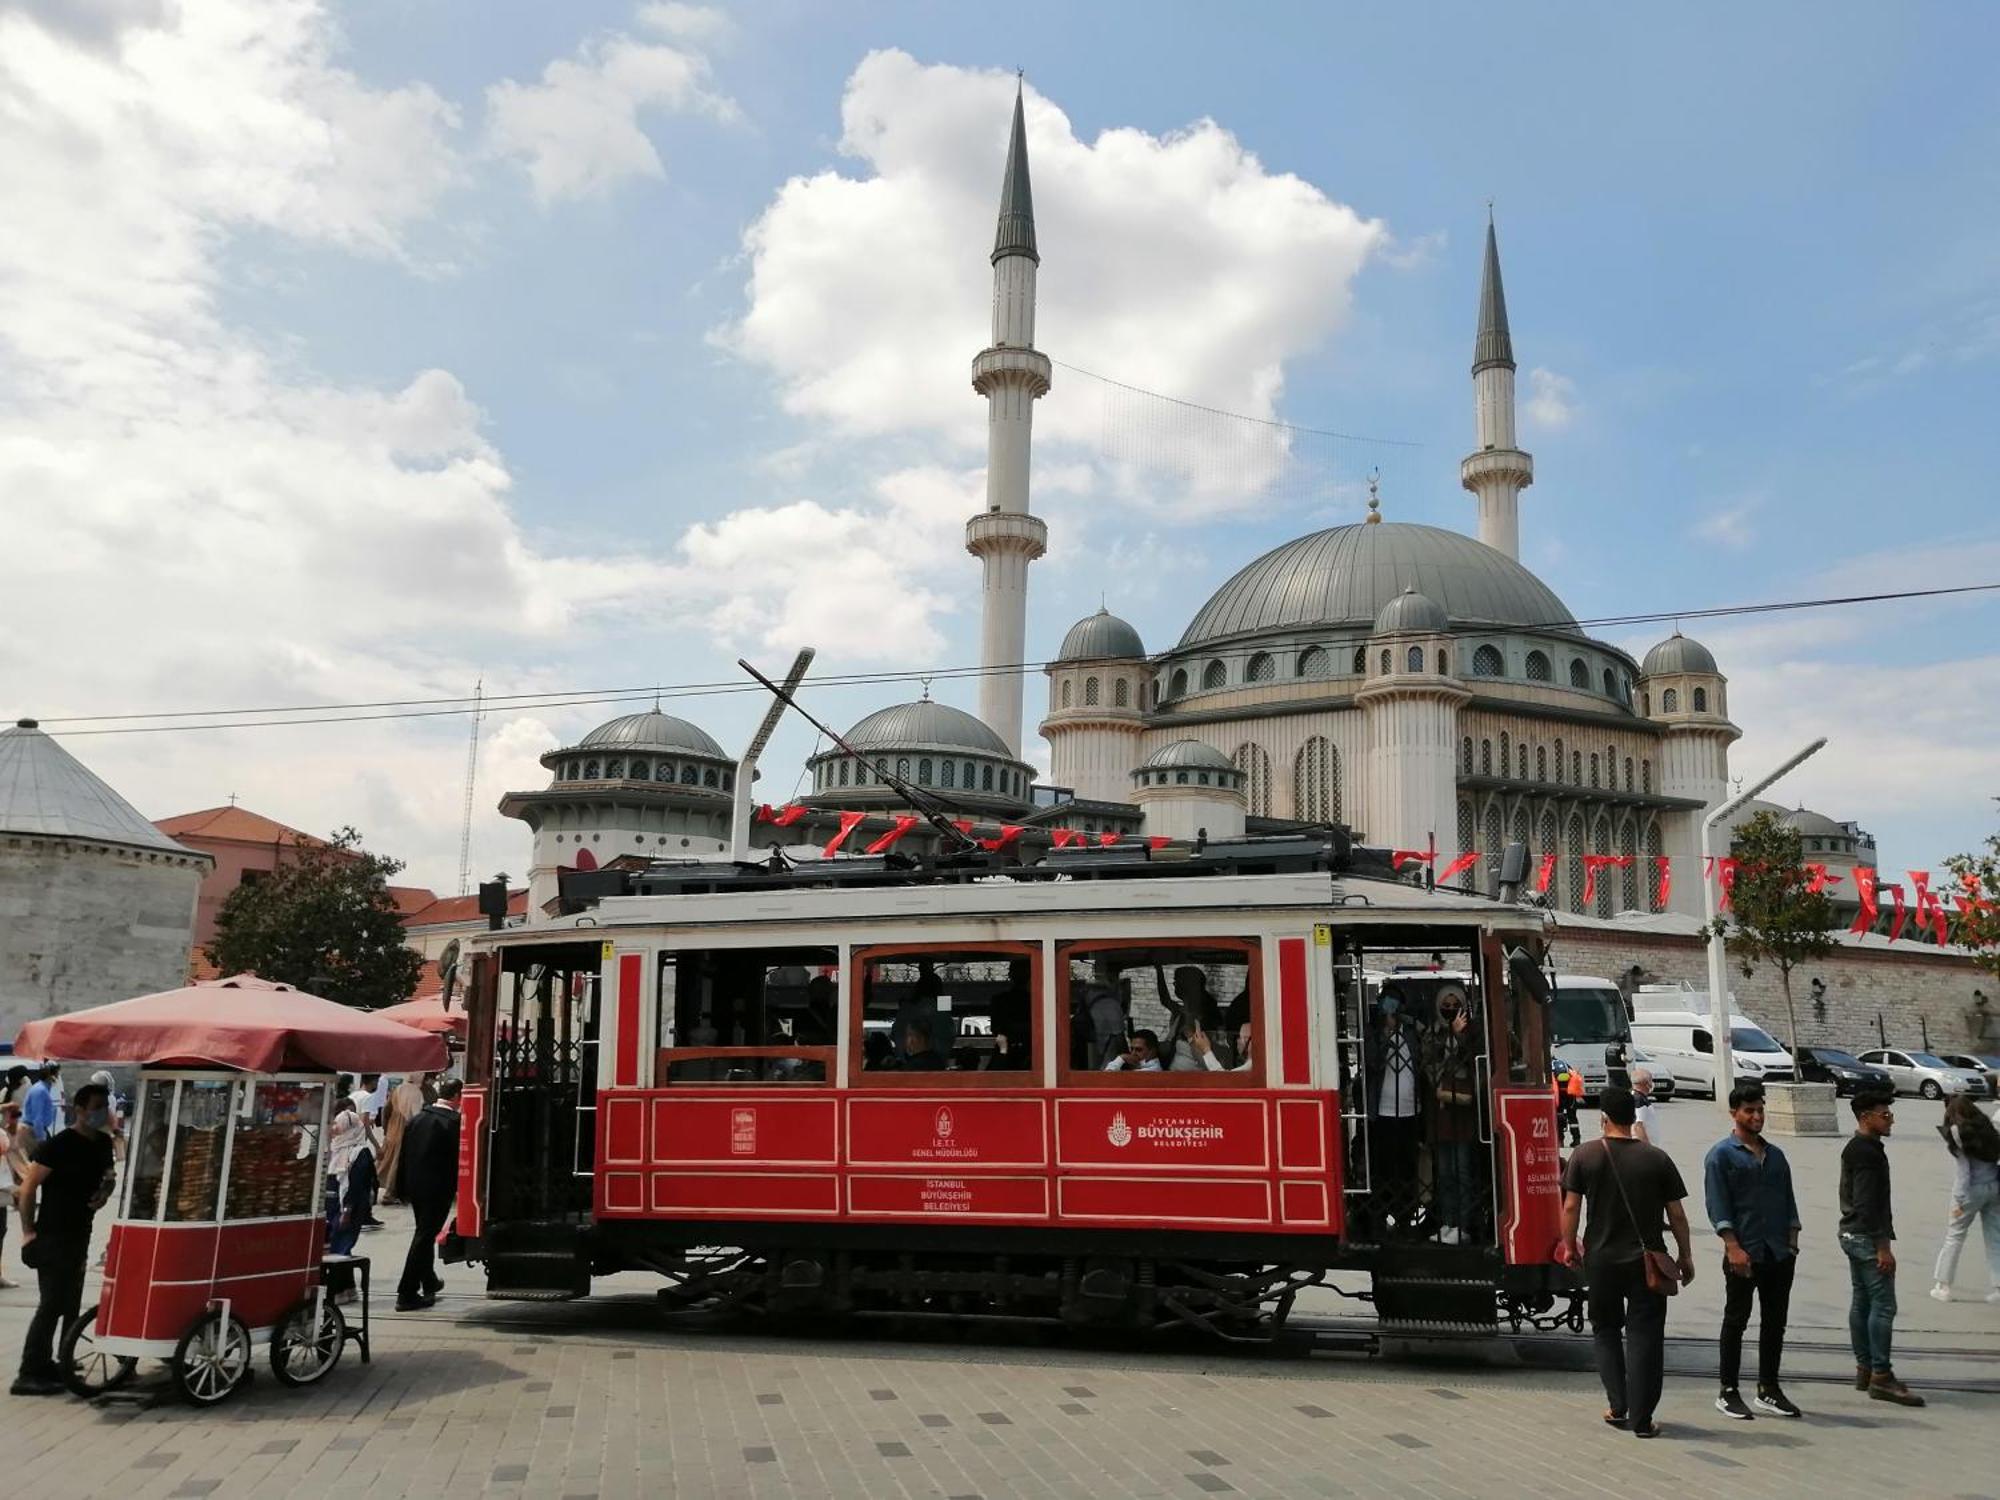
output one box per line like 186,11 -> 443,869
346,1073 -> 385,1229
1553,1056 -> 1583,1148
1840,1087 -> 1924,1406
21,1066 -> 59,1143
1703,1083 -> 1803,1420
1630,1067 -> 1663,1148
1424,990 -> 1480,1245
1927,1092 -> 2000,1304
375,1073 -> 430,1205
1558,1085 -> 1695,1440
0,1099 -> 28,1289
393,1078 -> 462,1311
10,1080 -> 115,1396
1369,990 -> 1422,1231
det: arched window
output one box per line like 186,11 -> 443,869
1661,688 -> 1678,713
1060,680 -> 1072,708
1480,738 -> 1493,775
893,757 -> 909,781
1437,650 -> 1449,674
962,760 -> 975,789
854,762 -> 868,785
1518,744 -> 1529,779
1603,668 -> 1616,697
1462,736 -> 1474,774
1485,804 -> 1505,895
1176,771 -> 1189,785
605,758 -> 624,779
1641,760 -> 1651,794
1084,676 -> 1100,706
839,760 -> 851,786
1352,647 -> 1368,675
1473,644 -> 1504,677
1294,737 -> 1339,823
1406,645 -> 1424,672
917,758 -> 933,785
1565,814 -> 1587,914
1553,738 -> 1564,782
939,759 -> 954,788
655,761 -> 673,783
1114,678 -> 1130,708
1499,732 -> 1511,775
1457,802 -> 1477,888
1202,660 -> 1227,690
1569,658 -> 1590,689
1525,650 -> 1552,682
1297,646 -> 1326,678
1232,743 -> 1273,816
1197,772 -> 1210,786
1692,686 -> 1708,712
723,772 -> 734,793
875,759 -> 889,783
703,768 -> 718,788
1379,649 -> 1392,675
1624,757 -> 1634,791
1641,692 -> 1651,716
1572,751 -> 1582,782
1536,745 -> 1548,781
1247,652 -> 1275,683
1170,668 -> 1188,698
1589,753 -> 1600,788
583,759 -> 600,779
1645,820 -> 1665,911
981,764 -> 993,791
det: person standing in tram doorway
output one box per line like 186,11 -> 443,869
1559,1086 -> 1695,1439
1703,1083 -> 1804,1420
11,1080 -> 115,1396
394,1078 -> 462,1311
1367,989 -> 1422,1235
1423,989 -> 1480,1245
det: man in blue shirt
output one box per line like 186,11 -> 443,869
1704,1082 -> 1803,1420
20,1068 -> 58,1143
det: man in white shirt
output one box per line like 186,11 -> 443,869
1103,1030 -> 1164,1072
1632,1067 -> 1663,1147
1370,992 -> 1423,1232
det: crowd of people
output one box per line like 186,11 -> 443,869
1560,1077 -> 2000,1439
1360,984 -> 1487,1245
323,1071 -> 465,1312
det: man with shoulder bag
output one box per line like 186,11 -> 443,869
1559,1086 -> 1696,1439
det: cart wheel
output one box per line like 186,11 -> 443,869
270,1296 -> 346,1387
59,1307 -> 138,1399
172,1310 -> 252,1406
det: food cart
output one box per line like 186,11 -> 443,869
14,974 -> 448,1406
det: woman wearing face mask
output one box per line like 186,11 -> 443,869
1425,990 -> 1481,1245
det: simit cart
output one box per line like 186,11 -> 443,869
14,974 -> 448,1406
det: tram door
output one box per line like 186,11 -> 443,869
486,949 -> 602,1227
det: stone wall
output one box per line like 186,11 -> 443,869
1551,923 -> 1991,1058
0,839 -> 204,1041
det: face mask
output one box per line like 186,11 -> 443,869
83,1108 -> 110,1131
1379,997 -> 1399,1017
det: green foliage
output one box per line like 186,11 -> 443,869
1711,810 -> 1839,1059
1944,802 -> 2000,984
205,826 -> 424,1009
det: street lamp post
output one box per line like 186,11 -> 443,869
1700,736 -> 1828,1103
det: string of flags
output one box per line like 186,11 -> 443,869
753,803 -> 1169,859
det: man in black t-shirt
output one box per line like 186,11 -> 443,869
12,1080 -> 115,1396
1560,1086 -> 1695,1438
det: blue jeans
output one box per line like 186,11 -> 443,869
1434,1140 -> 1478,1231
1841,1231 -> 1896,1373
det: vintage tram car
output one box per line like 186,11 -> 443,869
449,834 -> 1571,1337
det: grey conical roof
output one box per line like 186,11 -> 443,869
0,719 -> 197,854
992,83 -> 1038,265
1472,216 -> 1514,373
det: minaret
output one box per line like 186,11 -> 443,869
966,80 -> 1050,756
1459,212 -> 1533,560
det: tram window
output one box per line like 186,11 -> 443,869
659,946 -> 838,1084
225,1079 -> 326,1220
1058,941 -> 1259,1083
854,944 -> 1037,1082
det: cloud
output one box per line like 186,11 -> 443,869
1524,366 -> 1577,430
484,8 -> 737,204
1694,499 -> 1760,551
637,2 -> 735,45
718,51 -> 1386,514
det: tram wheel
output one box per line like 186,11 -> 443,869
271,1296 -> 346,1387
172,1310 -> 253,1407
59,1307 -> 138,1399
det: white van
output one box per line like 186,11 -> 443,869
1549,974 -> 1630,1100
1628,985 -> 1794,1098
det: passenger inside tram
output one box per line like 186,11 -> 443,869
1063,944 -> 1256,1081
860,949 -> 1033,1074
1101,1029 -> 1163,1071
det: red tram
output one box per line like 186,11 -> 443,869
449,835 -> 1573,1337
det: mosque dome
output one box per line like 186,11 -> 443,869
1176,521 -> 1579,648
1139,739 -> 1236,772
1372,586 -> 1449,635
843,701 -> 1010,757
1056,607 -> 1146,662
1640,632 -> 1718,676
1783,807 -> 1847,840
575,710 -> 726,759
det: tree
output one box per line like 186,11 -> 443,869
206,827 -> 424,1009
1944,802 -> 2000,986
1709,810 -> 1838,1062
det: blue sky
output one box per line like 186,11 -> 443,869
3,0 -> 1994,890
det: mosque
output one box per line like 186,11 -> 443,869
502,87 -> 1809,923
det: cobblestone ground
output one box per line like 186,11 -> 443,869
0,1097 -> 1990,1499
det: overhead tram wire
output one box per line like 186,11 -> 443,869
40,579 -> 2000,737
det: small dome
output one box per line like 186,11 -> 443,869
1139,738 -> 1235,772
1640,632 -> 1717,676
843,701 -> 1010,757
1783,807 -> 1848,840
1373,586 -> 1448,635
577,710 -> 726,758
1056,607 -> 1145,662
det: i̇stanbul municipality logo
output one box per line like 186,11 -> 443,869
934,1106 -> 955,1140
1107,1111 -> 1132,1148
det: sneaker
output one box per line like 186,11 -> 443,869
1715,1389 -> 1754,1420
8,1376 -> 62,1397
1436,1225 -> 1461,1246
1753,1386 -> 1802,1419
1928,1283 -> 1952,1302
0,1277 -> 18,1289
393,1297 -> 433,1312
1868,1373 -> 1926,1408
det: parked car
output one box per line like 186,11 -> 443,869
1791,1045 -> 1894,1096
1936,1053 -> 1999,1098
1855,1048 -> 1986,1100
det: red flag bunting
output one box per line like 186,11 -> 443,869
1147,836 -> 1171,850
1098,832 -> 1121,847
1391,849 -> 1436,871
1910,871 -> 1949,946
1804,862 -> 1845,895
951,819 -> 975,836
979,824 -> 1025,853
1654,855 -> 1672,909
1886,882 -> 1908,943
1437,851 -> 1480,883
1580,854 -> 1634,906
822,810 -> 866,857
863,815 -> 920,856
756,802 -> 808,828
1535,852 -> 1557,894
1848,865 -> 1879,934
1716,856 -> 1740,913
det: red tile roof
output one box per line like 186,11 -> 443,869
387,884 -> 441,916
155,806 -> 333,847
400,888 -> 528,929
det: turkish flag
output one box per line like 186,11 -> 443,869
1805,863 -> 1844,895
1580,854 -> 1633,905
1437,851 -> 1480,883
979,825 -> 1025,853
1848,865 -> 1879,934
1910,871 -> 1949,946
1886,882 -> 1908,943
1147,836 -> 1171,850
1535,853 -> 1557,894
823,810 -> 867,857
1654,856 -> 1672,909
1392,849 -> 1436,871
1716,857 -> 1740,913
863,815 -> 920,855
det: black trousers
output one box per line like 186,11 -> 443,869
398,1197 -> 451,1303
19,1236 -> 87,1379
1587,1257 -> 1668,1427
1719,1252 -> 1796,1391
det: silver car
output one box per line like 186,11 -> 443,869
1856,1047 -> 1985,1100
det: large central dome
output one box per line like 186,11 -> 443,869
1177,521 -> 1580,648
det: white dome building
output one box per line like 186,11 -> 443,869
804,699 -> 1035,821
1131,739 -> 1247,843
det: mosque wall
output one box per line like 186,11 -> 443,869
0,840 -> 202,1036
1141,709 -> 1363,826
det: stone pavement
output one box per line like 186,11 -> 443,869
0,1097 -> 1990,1499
